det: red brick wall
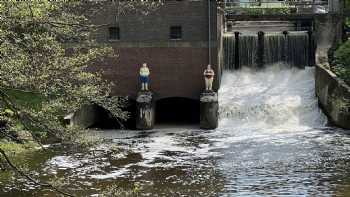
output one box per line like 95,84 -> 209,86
87,1 -> 223,101
96,47 -> 218,101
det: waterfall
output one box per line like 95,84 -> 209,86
286,31 -> 310,67
223,33 -> 235,70
219,64 -> 327,129
264,32 -> 286,65
223,31 -> 311,69
239,34 -> 258,68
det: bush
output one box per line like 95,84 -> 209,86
333,40 -> 350,84
335,40 -> 350,66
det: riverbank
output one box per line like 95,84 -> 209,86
0,140 -> 40,154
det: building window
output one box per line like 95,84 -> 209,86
109,27 -> 120,40
170,26 -> 182,40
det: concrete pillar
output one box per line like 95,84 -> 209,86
234,31 -> 240,69
329,0 -> 341,13
226,21 -> 233,32
136,91 -> 155,130
282,31 -> 288,63
314,15 -> 344,65
257,31 -> 265,68
308,30 -> 316,66
200,92 -> 218,129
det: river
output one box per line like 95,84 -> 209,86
1,65 -> 350,196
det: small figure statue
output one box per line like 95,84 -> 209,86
139,63 -> 150,91
203,64 -> 215,92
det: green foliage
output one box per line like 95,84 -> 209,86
335,40 -> 350,66
0,140 -> 39,154
333,40 -> 350,84
2,89 -> 43,109
0,1 -> 128,144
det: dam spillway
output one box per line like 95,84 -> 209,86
223,31 -> 313,69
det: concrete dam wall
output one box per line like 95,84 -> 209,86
223,30 -> 314,69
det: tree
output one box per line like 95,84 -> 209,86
0,1 -> 163,196
0,0 -> 164,142
0,1 -> 130,144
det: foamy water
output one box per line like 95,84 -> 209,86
219,64 -> 327,130
4,65 -> 350,196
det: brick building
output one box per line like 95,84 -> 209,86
91,0 -> 224,102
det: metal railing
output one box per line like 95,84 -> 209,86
221,0 -> 328,8
220,0 -> 329,15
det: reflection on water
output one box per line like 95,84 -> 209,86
1,65 -> 350,196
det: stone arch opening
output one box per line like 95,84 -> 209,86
73,99 -> 137,130
155,97 -> 200,125
92,99 -> 137,130
69,104 -> 120,129
87,104 -> 120,129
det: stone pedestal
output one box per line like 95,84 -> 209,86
136,91 -> 155,130
200,92 -> 218,129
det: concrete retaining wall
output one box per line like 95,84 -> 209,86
315,64 -> 350,129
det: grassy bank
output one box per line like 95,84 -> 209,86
0,140 -> 40,154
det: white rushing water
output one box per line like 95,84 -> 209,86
219,64 -> 327,131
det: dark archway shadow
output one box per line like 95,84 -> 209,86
88,104 -> 120,129
155,97 -> 200,126
89,99 -> 137,130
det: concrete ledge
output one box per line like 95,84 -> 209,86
315,64 -> 350,129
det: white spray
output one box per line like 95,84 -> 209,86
218,64 -> 327,131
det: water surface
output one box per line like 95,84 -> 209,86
1,66 -> 350,196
